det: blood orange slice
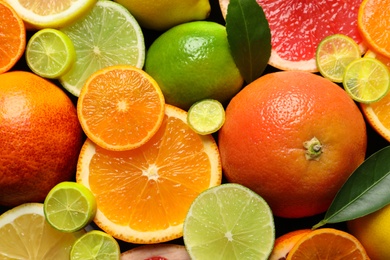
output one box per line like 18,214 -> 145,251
219,0 -> 365,72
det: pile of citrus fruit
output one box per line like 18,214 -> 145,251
1,0 -> 390,259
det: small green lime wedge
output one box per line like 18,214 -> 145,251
316,34 -> 361,82
70,230 -> 120,260
187,99 -> 225,135
59,0 -> 145,96
343,57 -> 390,104
44,181 -> 97,233
26,28 -> 76,79
183,183 -> 275,260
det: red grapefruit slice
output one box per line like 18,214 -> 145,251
219,0 -> 365,72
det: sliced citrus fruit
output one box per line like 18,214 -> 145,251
360,50 -> 390,142
286,228 -> 369,259
183,183 -> 275,259
70,230 -> 120,260
44,181 -> 97,233
76,104 -> 222,244
121,244 -> 190,260
343,57 -> 390,103
316,34 -> 361,82
0,1 -> 25,74
269,229 -> 312,260
187,99 -> 225,135
0,203 -> 84,259
59,0 -> 145,96
26,28 -> 76,79
77,65 -> 165,151
4,0 -> 96,29
219,0 -> 365,72
358,0 -> 390,59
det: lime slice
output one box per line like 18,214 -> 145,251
187,99 -> 225,135
316,34 -> 361,82
70,230 -> 121,260
343,57 -> 390,103
44,182 -> 97,233
26,28 -> 76,79
183,183 -> 275,259
59,0 -> 145,96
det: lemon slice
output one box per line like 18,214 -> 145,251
0,203 -> 84,259
4,0 -> 97,29
316,34 -> 361,82
44,182 -> 97,233
187,99 -> 226,135
59,0 -> 145,96
343,57 -> 390,103
26,29 -> 76,79
70,230 -> 120,260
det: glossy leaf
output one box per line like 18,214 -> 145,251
225,0 -> 271,83
313,145 -> 390,229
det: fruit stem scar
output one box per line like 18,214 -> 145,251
303,137 -> 322,160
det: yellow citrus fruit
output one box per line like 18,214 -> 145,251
145,21 -> 244,110
114,0 -> 211,31
348,204 -> 390,260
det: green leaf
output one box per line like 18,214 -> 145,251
225,0 -> 271,83
313,146 -> 390,229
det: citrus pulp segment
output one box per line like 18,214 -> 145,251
187,99 -> 225,135
76,104 -> 222,244
316,34 -> 361,82
26,28 -> 76,79
358,0 -> 390,59
44,181 -> 97,233
4,0 -> 96,29
0,203 -> 84,259
343,57 -> 390,103
183,183 -> 275,260
219,0 -> 365,72
59,0 -> 145,96
77,65 -> 165,151
70,230 -> 120,260
0,1 -> 25,74
269,229 -> 312,260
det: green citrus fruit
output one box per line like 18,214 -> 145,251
144,21 -> 244,110
114,0 -> 211,31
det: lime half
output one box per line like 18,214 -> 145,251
183,183 -> 275,260
187,99 -> 225,135
26,28 -> 76,79
59,0 -> 145,96
44,182 -> 97,233
70,230 -> 120,260
316,34 -> 361,82
343,57 -> 390,103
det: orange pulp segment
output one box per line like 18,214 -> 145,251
0,1 -> 25,74
77,65 -> 165,151
269,229 -> 312,260
76,104 -> 222,244
286,228 -> 369,260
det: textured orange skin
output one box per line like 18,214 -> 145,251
218,71 -> 367,218
0,71 -> 84,206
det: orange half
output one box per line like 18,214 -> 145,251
0,1 -> 25,74
76,104 -> 222,244
77,65 -> 165,151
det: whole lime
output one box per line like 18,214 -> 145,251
114,0 -> 211,31
144,21 -> 244,110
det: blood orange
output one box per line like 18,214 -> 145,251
219,0 -> 365,72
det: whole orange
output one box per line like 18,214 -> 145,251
0,71 -> 84,207
218,71 -> 367,218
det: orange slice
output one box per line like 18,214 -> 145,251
269,229 -> 312,260
358,0 -> 390,59
286,228 -> 369,260
0,1 -> 25,74
77,65 -> 165,151
361,50 -> 390,142
76,104 -> 222,244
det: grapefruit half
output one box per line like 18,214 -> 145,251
219,0 -> 365,72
